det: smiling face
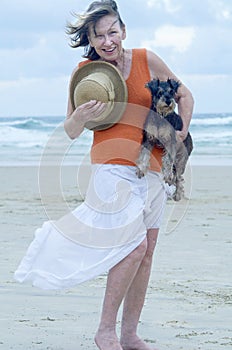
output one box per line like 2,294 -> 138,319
88,15 -> 126,62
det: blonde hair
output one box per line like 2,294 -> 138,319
66,0 -> 125,60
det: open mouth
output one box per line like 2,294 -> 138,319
103,47 -> 116,54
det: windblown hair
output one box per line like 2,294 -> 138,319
66,0 -> 125,60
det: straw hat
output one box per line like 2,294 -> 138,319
70,61 -> 128,131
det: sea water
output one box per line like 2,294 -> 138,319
0,113 -> 231,166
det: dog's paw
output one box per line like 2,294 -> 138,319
173,191 -> 182,201
162,162 -> 174,184
164,175 -> 174,185
164,184 -> 176,199
173,184 -> 184,201
162,169 -> 174,184
136,167 -> 145,178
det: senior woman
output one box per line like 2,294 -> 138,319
15,1 -> 194,349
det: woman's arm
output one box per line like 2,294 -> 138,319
64,98 -> 85,139
147,50 -> 194,141
175,83 -> 194,140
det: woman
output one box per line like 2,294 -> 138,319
15,1 -> 194,349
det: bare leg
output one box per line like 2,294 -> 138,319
120,229 -> 159,350
95,238 -> 148,350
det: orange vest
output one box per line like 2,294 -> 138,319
79,48 -> 163,172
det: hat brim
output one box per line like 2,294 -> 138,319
69,61 -> 128,131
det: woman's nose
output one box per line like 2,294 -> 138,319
104,34 -> 112,45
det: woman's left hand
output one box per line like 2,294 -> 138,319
176,129 -> 188,142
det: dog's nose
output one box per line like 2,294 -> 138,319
164,93 -> 172,105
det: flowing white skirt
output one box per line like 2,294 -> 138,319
14,164 -> 167,290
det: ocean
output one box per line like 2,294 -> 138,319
0,113 -> 232,166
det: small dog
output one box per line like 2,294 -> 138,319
136,78 -> 193,201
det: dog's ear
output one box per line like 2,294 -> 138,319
145,78 -> 160,92
168,78 -> 181,92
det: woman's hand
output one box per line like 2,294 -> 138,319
64,100 -> 107,139
176,129 -> 188,142
72,100 -> 107,124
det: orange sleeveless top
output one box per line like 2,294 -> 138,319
79,48 -> 163,172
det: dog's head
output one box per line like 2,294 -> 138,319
145,78 -> 181,116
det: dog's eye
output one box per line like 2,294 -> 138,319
156,91 -> 162,98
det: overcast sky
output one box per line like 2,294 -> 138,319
0,0 -> 231,117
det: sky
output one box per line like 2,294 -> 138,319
0,0 -> 231,117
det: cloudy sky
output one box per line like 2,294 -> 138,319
0,0 -> 231,117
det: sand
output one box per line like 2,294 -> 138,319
0,164 -> 231,350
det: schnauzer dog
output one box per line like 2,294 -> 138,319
136,78 -> 193,201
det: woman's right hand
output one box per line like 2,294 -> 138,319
64,100 -> 107,139
72,100 -> 107,124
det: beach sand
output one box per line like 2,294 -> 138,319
0,164 -> 231,349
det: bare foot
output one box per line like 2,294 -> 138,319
95,329 -> 123,350
120,334 -> 158,350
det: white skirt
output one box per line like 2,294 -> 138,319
14,164 -> 167,290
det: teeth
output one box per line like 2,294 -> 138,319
105,48 -> 115,52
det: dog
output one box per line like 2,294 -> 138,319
136,78 -> 193,201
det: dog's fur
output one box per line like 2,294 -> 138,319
136,78 -> 193,201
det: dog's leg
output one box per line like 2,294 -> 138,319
158,123 -> 177,184
184,133 -> 194,156
173,142 -> 188,201
136,134 -> 155,178
136,111 -> 159,178
162,152 -> 173,184
173,175 -> 185,201
136,143 -> 154,178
